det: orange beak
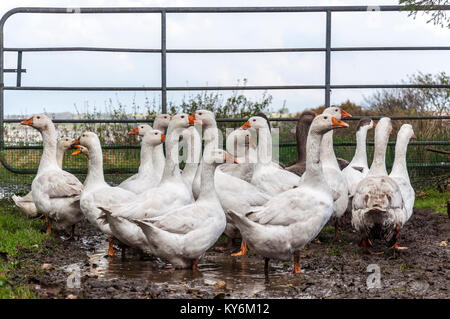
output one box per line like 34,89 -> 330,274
241,121 -> 251,130
169,115 -> 173,120
373,121 -> 377,127
411,134 -> 417,140
20,117 -> 33,126
188,114 -> 196,126
161,134 -> 166,143
71,145 -> 81,156
332,117 -> 349,128
314,113 -> 318,117
341,110 -> 352,119
71,138 -> 80,146
225,153 -> 239,164
128,127 -> 139,135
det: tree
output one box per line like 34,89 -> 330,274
400,0 -> 450,28
364,71 -> 449,138
365,72 -> 449,116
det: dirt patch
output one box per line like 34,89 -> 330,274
7,209 -> 449,299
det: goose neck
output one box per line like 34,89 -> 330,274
369,129 -> 389,176
138,143 -> 155,175
256,127 -> 272,165
197,162 -> 219,202
351,128 -> 368,166
85,142 -> 106,188
302,130 -> 326,185
319,130 -> 339,170
37,124 -> 59,173
161,128 -> 183,181
56,147 -> 65,169
296,121 -> 310,163
390,134 -> 410,178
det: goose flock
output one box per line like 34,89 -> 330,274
13,107 -> 416,273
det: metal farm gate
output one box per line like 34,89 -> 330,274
0,6 -> 449,190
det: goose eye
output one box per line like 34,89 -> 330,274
164,116 -> 167,119
37,116 -> 40,119
335,109 -> 338,112
253,119 -> 256,122
324,116 -> 328,119
181,115 -> 185,119
199,112 -> 202,116
154,132 -> 157,135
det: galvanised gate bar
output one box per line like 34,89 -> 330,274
0,5 -> 449,179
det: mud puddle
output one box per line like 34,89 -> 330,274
82,239 -> 304,298
9,208 -> 450,299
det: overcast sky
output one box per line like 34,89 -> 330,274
1,0 -> 450,115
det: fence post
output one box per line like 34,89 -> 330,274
16,50 -> 22,87
0,20 -> 4,150
325,10 -> 331,108
161,10 -> 167,114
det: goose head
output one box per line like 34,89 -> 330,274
310,114 -> 349,135
72,132 -> 101,150
397,124 -> 416,141
204,149 -> 238,166
128,124 -> 152,136
71,145 -> 89,158
297,111 -> 316,127
142,129 -> 165,148
226,128 -> 256,157
356,117 -> 376,132
374,117 -> 393,138
20,114 -> 53,132
154,114 -> 172,131
240,116 -> 269,130
169,113 -> 193,130
194,110 -> 215,127
57,137 -> 75,152
322,106 -> 352,121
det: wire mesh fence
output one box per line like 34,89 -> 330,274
0,117 -> 448,195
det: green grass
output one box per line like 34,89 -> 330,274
414,189 -> 449,215
0,199 -> 46,299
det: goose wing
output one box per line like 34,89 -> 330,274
37,171 -> 82,199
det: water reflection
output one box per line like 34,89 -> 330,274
84,241 -> 299,297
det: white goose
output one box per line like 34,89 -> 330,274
72,132 -> 137,256
191,110 -> 219,200
242,116 -> 301,196
214,128 -> 269,255
320,107 -> 352,241
180,126 -> 202,196
342,117 -> 375,201
150,114 -> 171,182
21,115 -> 83,236
352,117 -> 408,253
118,126 -> 164,194
13,136 -> 75,218
118,124 -> 152,192
132,149 -> 233,269
219,128 -> 257,183
228,114 -> 349,273
389,124 -> 416,224
100,114 -> 195,250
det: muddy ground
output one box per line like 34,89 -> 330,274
8,208 -> 449,299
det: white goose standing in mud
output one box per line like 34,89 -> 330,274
352,117 -> 409,254
21,114 -> 84,236
12,137 -> 75,218
229,114 -> 349,273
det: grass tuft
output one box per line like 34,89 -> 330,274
0,198 -> 46,299
414,189 -> 449,215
